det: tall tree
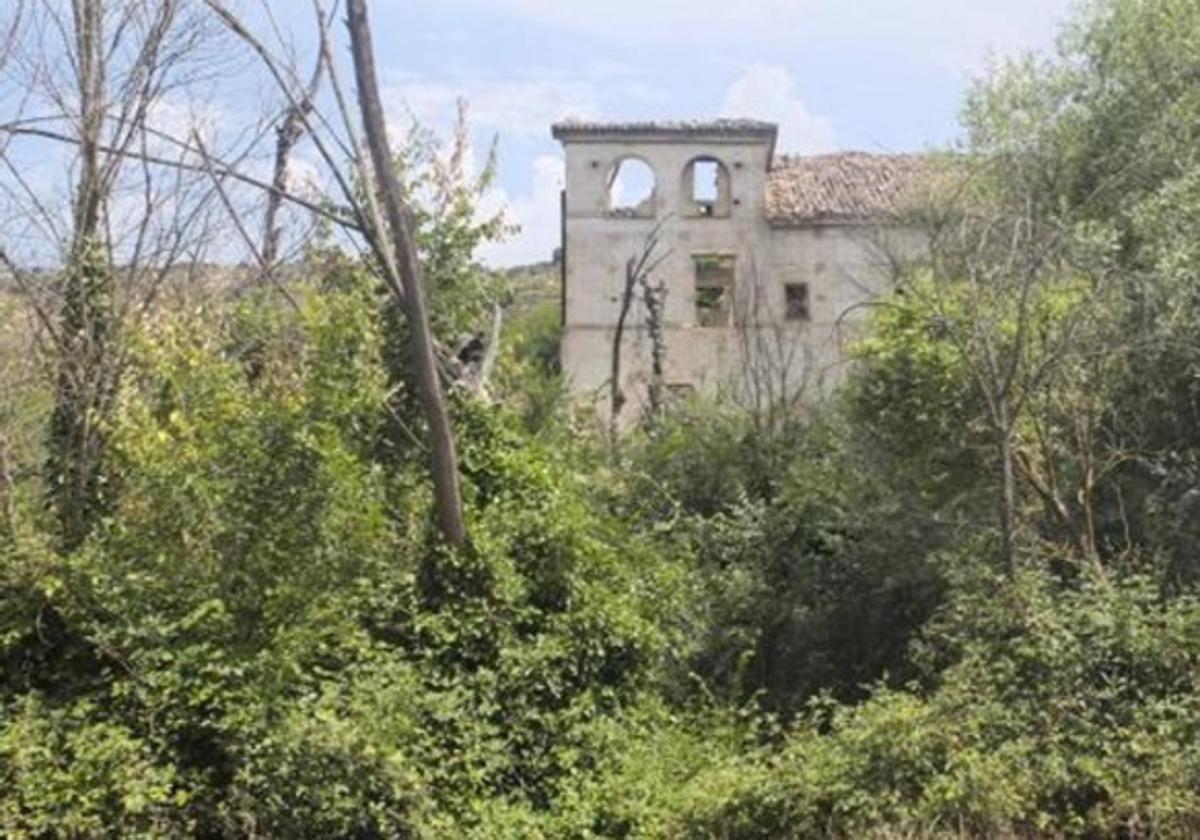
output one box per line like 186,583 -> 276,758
0,0 -> 224,548
345,0 -> 466,546
195,0 -> 479,545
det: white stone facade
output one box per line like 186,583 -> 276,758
552,120 -> 923,419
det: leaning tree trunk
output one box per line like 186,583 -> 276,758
345,0 -> 467,547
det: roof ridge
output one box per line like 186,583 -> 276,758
773,150 -> 925,166
552,118 -> 779,139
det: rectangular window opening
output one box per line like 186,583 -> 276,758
784,282 -> 810,322
665,382 -> 696,404
694,254 -> 735,327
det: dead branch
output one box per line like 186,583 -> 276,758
261,0 -> 329,267
610,219 -> 668,443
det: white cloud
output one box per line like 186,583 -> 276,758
477,154 -> 564,267
922,4 -> 1065,76
283,156 -> 324,200
462,63 -> 838,268
721,64 -> 835,154
144,96 -> 239,161
609,159 -> 655,210
386,78 -> 600,139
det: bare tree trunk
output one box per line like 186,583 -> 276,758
609,221 -> 669,442
0,433 -> 12,535
610,255 -> 637,442
345,0 -> 466,547
49,0 -> 113,550
472,302 -> 504,398
639,272 -> 667,423
71,0 -> 104,248
997,414 -> 1017,577
262,21 -> 326,267
2,1 -> 216,547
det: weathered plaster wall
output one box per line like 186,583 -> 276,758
558,128 -> 924,418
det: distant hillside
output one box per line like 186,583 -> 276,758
502,258 -> 560,316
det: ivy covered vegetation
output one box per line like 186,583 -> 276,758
5,0 -> 1200,836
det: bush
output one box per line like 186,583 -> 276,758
0,283 -> 699,835
674,564 -> 1200,838
621,406 -> 946,714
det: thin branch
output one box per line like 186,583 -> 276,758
190,128 -> 300,311
0,123 -> 360,232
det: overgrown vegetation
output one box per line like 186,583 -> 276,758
5,0 -> 1200,836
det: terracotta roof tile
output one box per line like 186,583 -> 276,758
766,152 -> 927,224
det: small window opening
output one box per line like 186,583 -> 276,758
608,157 -> 656,218
665,383 -> 696,405
685,157 -> 731,218
784,283 -> 810,322
694,254 -> 735,327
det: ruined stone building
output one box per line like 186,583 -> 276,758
551,119 -> 925,418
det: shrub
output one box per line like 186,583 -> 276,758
674,564 -> 1200,838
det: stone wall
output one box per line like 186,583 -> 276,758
555,123 -> 924,420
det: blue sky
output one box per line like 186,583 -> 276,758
0,1 -> 1078,269
359,0 -> 1075,266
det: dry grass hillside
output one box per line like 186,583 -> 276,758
0,290 -> 50,480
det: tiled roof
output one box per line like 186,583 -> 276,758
552,119 -> 778,139
766,152 -> 927,224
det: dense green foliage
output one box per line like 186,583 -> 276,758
6,0 -> 1200,835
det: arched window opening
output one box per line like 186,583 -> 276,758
684,157 -> 731,218
607,157 -> 656,218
